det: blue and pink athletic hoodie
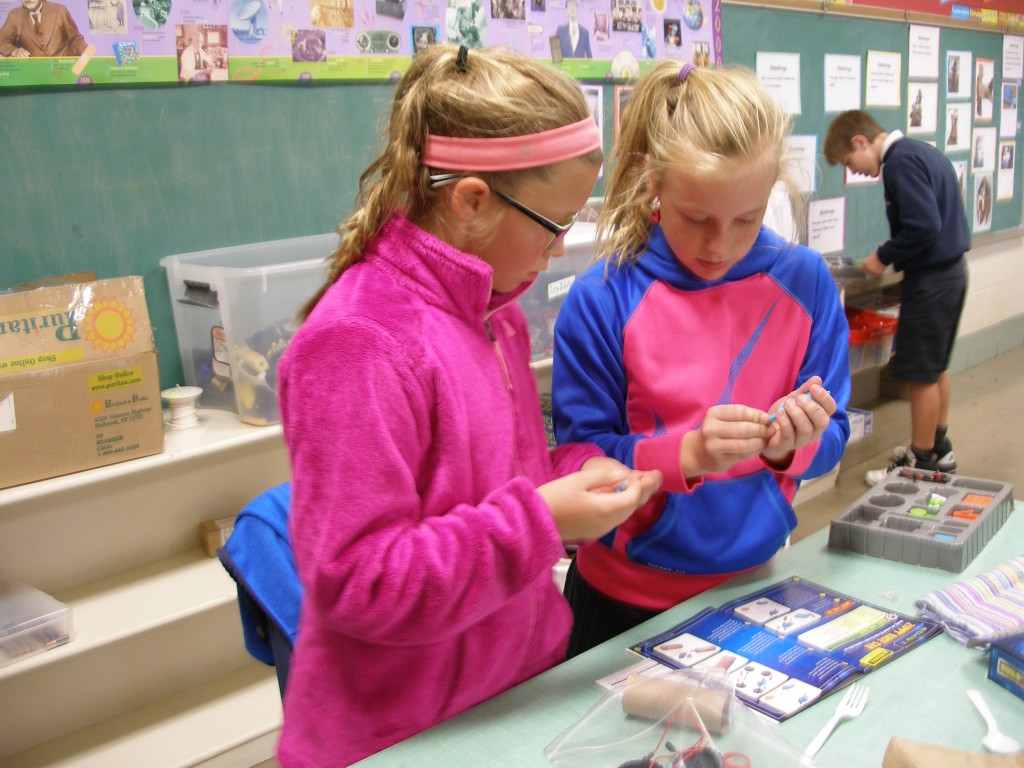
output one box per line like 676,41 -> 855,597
552,224 -> 851,610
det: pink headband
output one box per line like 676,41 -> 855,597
422,117 -> 601,172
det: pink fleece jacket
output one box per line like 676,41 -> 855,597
276,216 -> 601,767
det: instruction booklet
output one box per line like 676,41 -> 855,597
630,576 -> 942,721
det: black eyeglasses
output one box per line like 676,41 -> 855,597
428,172 -> 577,250
491,190 -> 577,250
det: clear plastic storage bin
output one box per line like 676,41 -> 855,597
846,306 -> 898,374
161,234 -> 335,425
0,581 -> 73,668
520,222 -> 598,361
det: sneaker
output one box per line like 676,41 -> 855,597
892,442 -> 957,473
864,447 -> 941,487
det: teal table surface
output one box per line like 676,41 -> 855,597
357,501 -> 1024,767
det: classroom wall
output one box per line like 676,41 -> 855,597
953,233 -> 1024,368
2,3 -> 1022,394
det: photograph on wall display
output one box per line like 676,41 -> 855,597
975,58 -> 995,121
946,50 -> 971,100
972,126 -> 997,173
1001,82 -> 1018,138
973,173 -> 993,232
411,25 -> 438,55
998,141 -> 1015,200
944,102 -> 972,153
906,81 -> 937,134
951,159 -> 968,207
177,24 -> 228,82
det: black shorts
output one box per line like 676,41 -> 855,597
890,257 -> 967,383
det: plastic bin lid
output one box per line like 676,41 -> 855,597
846,306 -> 898,343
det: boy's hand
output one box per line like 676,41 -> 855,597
860,250 -> 886,277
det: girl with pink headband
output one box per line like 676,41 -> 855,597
275,44 -> 661,767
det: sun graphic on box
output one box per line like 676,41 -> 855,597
82,298 -> 137,353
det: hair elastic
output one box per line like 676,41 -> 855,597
678,61 -> 696,83
455,45 -> 468,73
422,116 -> 601,172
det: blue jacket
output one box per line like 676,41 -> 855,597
552,225 -> 850,609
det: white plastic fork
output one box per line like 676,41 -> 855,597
805,683 -> 870,758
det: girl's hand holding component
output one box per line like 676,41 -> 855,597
679,403 -> 773,480
761,377 -> 836,466
539,460 -> 663,544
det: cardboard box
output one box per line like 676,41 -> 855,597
0,276 -> 164,489
989,632 -> 1024,702
199,516 -> 235,557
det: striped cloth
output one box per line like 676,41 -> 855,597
915,556 -> 1024,647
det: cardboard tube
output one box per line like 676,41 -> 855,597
621,676 -> 731,734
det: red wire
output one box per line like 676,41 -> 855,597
641,706 -> 751,768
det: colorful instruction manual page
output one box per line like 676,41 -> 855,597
630,576 -> 943,721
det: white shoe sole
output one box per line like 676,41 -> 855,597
864,468 -> 892,487
891,445 -> 958,473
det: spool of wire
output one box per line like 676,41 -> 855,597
161,386 -> 203,430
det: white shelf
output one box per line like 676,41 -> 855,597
0,663 -> 281,768
0,552 -> 235,682
0,408 -> 290,766
0,410 -> 290,595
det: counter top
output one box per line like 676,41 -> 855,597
356,500 -> 1023,767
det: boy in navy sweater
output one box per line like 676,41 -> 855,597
825,110 -> 970,485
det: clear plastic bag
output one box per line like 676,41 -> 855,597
544,667 -> 816,768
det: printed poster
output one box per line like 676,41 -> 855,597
866,49 -> 901,108
756,50 -> 801,115
907,24 -> 938,80
1004,34 -> 1023,80
0,0 -> 721,86
823,53 -> 860,113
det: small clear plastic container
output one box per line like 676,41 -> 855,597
519,222 -> 598,361
160,234 -> 335,425
0,581 -> 73,668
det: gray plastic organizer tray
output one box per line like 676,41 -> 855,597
827,467 -> 1014,572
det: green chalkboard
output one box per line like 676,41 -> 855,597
721,2 -> 1023,267
2,83 -> 394,390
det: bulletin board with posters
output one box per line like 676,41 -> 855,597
722,0 -> 1022,267
0,0 -> 720,86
